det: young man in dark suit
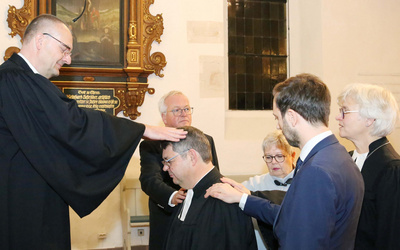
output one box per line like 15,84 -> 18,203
206,73 -> 364,249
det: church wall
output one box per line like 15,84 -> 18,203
1,0 -> 400,248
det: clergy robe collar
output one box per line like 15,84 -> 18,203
17,53 -> 40,74
192,167 -> 221,199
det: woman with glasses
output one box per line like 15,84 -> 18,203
336,83 -> 400,249
242,130 -> 295,191
241,130 -> 296,250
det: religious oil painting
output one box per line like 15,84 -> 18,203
53,0 -> 124,67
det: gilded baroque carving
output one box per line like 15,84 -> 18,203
7,0 -> 33,41
117,86 -> 155,120
142,0 -> 166,77
4,0 -> 165,120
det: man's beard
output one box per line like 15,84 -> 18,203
282,118 -> 300,148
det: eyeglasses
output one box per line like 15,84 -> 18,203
168,107 -> 194,117
262,154 -> 286,163
162,149 -> 190,167
339,107 -> 359,119
43,33 -> 72,57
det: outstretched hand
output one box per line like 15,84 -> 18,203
205,181 -> 244,204
143,125 -> 187,142
220,177 -> 251,195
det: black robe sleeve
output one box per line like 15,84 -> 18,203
0,65 -> 145,217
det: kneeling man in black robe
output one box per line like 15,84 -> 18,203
160,126 -> 257,250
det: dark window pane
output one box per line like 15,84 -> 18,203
228,18 -> 236,36
236,2 -> 244,18
245,18 -> 253,36
271,58 -> 280,77
254,56 -> 263,75
255,93 -> 263,109
262,57 -> 271,77
246,56 -> 254,74
264,92 -> 273,109
245,2 -> 254,18
228,36 -> 236,54
246,74 -> 254,92
245,36 -> 254,54
262,20 -> 271,37
279,20 -> 286,39
271,20 -> 279,38
228,0 -> 287,110
236,56 -> 246,74
253,2 -> 262,19
278,38 -> 287,55
229,92 -> 237,109
270,3 -> 279,20
245,93 -> 255,109
237,74 -> 246,92
262,2 -> 270,20
262,38 -> 271,55
254,19 -> 262,37
229,73 -> 237,92
271,38 -> 279,55
254,37 -> 263,54
228,1 -> 236,18
236,36 -> 245,54
237,93 -> 246,109
237,18 -> 245,36
254,75 -> 262,92
228,56 -> 236,75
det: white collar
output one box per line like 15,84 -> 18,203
299,131 -> 333,161
18,53 -> 40,74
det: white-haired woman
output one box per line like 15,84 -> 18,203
336,83 -> 400,249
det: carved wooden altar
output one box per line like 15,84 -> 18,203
5,0 -> 166,120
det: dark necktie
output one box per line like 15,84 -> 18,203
294,157 -> 303,177
274,178 -> 293,186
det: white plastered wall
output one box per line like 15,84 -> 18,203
1,0 -> 400,248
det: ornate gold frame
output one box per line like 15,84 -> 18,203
5,0 -> 166,119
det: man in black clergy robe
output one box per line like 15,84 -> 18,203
139,90 -> 219,250
0,14 -> 186,250
160,126 -> 256,250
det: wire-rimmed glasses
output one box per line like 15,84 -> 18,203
43,33 -> 72,57
169,107 -> 194,117
339,107 -> 359,119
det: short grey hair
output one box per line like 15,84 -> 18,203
158,90 -> 185,114
161,126 -> 212,164
337,83 -> 399,137
262,130 -> 293,155
23,14 -> 70,43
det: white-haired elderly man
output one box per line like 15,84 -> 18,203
139,90 -> 219,249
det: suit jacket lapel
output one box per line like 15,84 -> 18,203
273,134 -> 338,231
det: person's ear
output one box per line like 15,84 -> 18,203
286,109 -> 298,127
35,34 -> 44,50
161,112 -> 168,125
291,151 -> 296,161
188,149 -> 198,166
365,118 -> 375,127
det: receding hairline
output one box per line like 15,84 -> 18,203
23,14 -> 71,43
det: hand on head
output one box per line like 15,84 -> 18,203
143,125 -> 187,141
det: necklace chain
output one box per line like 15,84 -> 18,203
366,142 -> 390,159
